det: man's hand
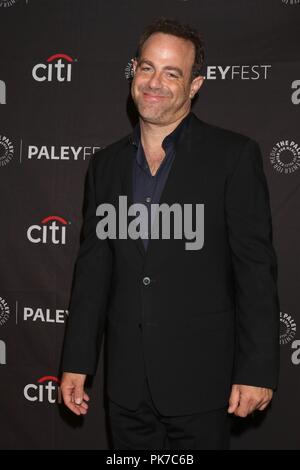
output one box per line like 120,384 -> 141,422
61,372 -> 89,416
227,384 -> 273,417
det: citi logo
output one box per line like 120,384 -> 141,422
0,340 -> 6,365
27,215 -> 69,245
24,376 -> 62,404
32,53 -> 75,82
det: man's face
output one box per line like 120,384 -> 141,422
131,32 -> 204,125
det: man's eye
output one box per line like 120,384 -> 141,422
141,66 -> 151,71
167,72 -> 179,79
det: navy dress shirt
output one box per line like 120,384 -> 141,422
131,113 -> 191,250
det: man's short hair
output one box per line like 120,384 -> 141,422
136,17 -> 205,80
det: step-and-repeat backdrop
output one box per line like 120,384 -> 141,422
0,0 -> 299,450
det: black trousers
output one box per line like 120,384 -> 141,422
108,377 -> 230,450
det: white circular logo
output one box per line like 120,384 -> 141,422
0,0 -> 19,7
0,135 -> 14,167
281,0 -> 300,4
124,60 -> 134,81
0,297 -> 10,327
280,312 -> 297,345
270,140 -> 300,174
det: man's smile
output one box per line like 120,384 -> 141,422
142,92 -> 167,101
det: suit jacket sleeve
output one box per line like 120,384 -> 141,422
225,138 -> 280,389
60,153 -> 112,375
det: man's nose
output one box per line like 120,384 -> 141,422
147,71 -> 162,89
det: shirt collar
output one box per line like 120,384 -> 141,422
131,112 -> 191,152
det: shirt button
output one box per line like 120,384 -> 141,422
146,197 -> 151,203
142,276 -> 151,286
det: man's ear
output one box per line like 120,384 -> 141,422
132,58 -> 138,76
189,75 -> 205,99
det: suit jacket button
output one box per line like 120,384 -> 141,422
142,276 -> 151,286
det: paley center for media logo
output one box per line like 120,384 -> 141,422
32,53 -> 77,83
0,135 -> 14,166
27,215 -> 70,245
270,140 -> 300,174
0,296 -> 10,327
203,64 -> 271,80
0,134 -> 101,167
125,60 -> 134,80
27,143 -> 101,161
281,0 -> 300,5
0,0 -> 19,6
280,312 -> 297,345
24,376 -> 62,404
23,306 -> 68,324
0,0 -> 29,7
12,300 -> 68,325
280,312 -> 300,365
124,60 -> 272,81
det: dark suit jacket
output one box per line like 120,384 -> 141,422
61,112 -> 280,416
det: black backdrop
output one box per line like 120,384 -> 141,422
0,0 -> 299,450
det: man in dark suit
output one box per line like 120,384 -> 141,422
60,18 -> 280,450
